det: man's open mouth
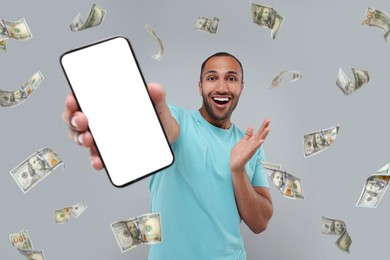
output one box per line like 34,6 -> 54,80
212,97 -> 231,105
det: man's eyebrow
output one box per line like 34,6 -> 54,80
204,70 -> 240,75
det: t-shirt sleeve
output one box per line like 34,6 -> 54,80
251,147 -> 269,187
168,103 -> 182,124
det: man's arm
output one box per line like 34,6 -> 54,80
62,82 -> 179,170
230,119 -> 273,234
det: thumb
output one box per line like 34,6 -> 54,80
147,82 -> 167,113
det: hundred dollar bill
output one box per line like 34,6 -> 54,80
261,161 -> 282,171
195,16 -> 219,34
270,70 -> 302,89
10,147 -> 65,193
356,163 -> 390,208
70,3 -> 106,32
362,7 -> 390,42
336,230 -> 352,253
336,68 -> 369,95
19,249 -> 45,260
0,18 -> 32,41
322,216 -> 351,253
111,212 -> 162,252
304,125 -> 340,157
55,207 -> 72,224
269,170 -> 304,199
251,2 -> 284,39
145,24 -> 164,61
0,71 -> 44,107
10,229 -> 34,251
71,202 -> 88,218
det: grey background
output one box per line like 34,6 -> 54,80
1,0 -> 389,259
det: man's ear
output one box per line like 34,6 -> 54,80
198,81 -> 202,96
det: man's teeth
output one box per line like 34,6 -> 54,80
213,97 -> 229,101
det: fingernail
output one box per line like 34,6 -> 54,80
71,117 -> 78,129
77,133 -> 84,145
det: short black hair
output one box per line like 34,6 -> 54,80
199,52 -> 244,83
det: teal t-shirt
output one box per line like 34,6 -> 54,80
149,104 -> 269,260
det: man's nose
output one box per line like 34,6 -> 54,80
216,80 -> 229,92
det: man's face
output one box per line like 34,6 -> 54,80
198,56 -> 243,128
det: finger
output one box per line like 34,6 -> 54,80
69,111 -> 89,132
91,155 -> 104,170
68,128 -> 84,146
244,127 -> 254,140
62,92 -> 79,123
258,118 -> 271,133
147,83 -> 167,112
259,127 -> 270,141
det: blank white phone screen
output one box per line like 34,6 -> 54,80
60,36 -> 174,187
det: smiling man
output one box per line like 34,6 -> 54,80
63,52 -> 273,259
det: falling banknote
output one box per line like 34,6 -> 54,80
304,125 -> 340,158
322,216 -> 352,253
336,68 -> 369,95
0,18 -> 33,45
0,71 -> 44,107
70,3 -> 106,32
356,163 -> 390,208
9,229 -> 34,252
362,7 -> 390,42
262,162 -> 304,199
145,24 -> 164,60
111,212 -> 162,252
250,2 -> 284,39
55,203 -> 88,224
195,16 -> 219,34
270,70 -> 302,89
10,230 -> 45,259
10,147 -> 65,193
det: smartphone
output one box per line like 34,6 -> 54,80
60,36 -> 174,187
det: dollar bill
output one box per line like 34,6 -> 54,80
304,125 -> 340,157
356,163 -> 390,208
55,207 -> 72,224
362,7 -> 390,42
269,170 -> 304,199
336,230 -> 352,253
322,216 -> 351,253
145,24 -> 164,61
270,70 -> 302,89
111,212 -> 162,252
70,3 -> 106,32
0,18 -> 32,41
195,16 -> 219,34
251,2 -> 284,39
19,249 -> 45,260
261,161 -> 282,171
336,68 -> 369,95
0,71 -> 44,107
71,203 -> 88,218
10,147 -> 65,193
55,203 -> 87,223
10,229 -> 34,251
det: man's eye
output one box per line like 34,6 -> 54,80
207,76 -> 216,81
227,77 -> 237,82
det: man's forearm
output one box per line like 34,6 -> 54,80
231,168 -> 273,234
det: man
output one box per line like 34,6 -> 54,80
63,52 -> 273,259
